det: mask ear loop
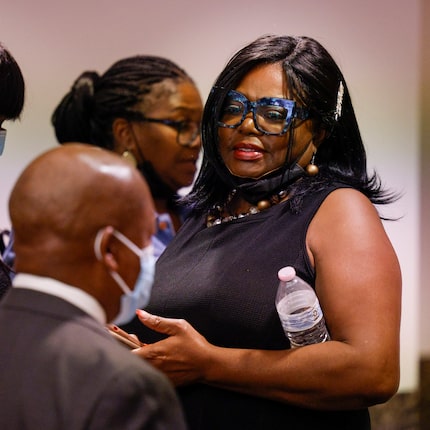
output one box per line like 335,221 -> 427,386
94,228 -> 133,295
282,118 -> 321,183
128,121 -> 147,166
94,229 -> 104,261
111,229 -> 143,257
282,126 -> 296,183
108,271 -> 133,296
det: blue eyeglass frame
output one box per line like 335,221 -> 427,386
218,90 -> 309,136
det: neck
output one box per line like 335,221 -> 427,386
154,198 -> 182,231
225,191 -> 254,216
138,161 -> 176,201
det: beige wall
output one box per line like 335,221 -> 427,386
420,1 -> 430,358
0,0 -> 422,391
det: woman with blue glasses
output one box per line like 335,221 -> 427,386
127,35 -> 402,430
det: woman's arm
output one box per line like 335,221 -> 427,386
133,188 -> 401,410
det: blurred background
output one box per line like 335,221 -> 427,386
1,0 -> 428,426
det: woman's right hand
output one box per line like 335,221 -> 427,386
132,309 -> 216,386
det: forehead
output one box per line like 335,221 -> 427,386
235,63 -> 287,100
141,79 -> 202,113
149,79 -> 177,100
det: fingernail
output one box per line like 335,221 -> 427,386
136,309 -> 149,318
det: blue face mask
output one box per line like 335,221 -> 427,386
94,229 -> 155,325
0,129 -> 6,156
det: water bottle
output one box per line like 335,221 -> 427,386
275,266 -> 330,348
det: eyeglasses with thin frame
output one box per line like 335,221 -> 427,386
218,90 -> 310,136
129,113 -> 200,147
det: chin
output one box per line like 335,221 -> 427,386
179,176 -> 196,188
229,169 -> 266,180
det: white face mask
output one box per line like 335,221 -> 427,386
94,228 -> 155,325
0,129 -> 6,156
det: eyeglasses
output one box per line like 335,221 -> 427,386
218,90 -> 309,136
130,114 -> 200,147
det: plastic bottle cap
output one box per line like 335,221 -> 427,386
278,266 -> 296,282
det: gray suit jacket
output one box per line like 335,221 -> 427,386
0,287 -> 187,430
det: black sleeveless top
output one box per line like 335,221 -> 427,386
123,183 -> 371,430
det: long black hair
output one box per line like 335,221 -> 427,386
51,55 -> 192,150
0,43 -> 25,120
186,35 -> 398,214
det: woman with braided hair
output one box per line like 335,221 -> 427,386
52,55 -> 203,258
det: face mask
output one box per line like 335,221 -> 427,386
94,228 -> 155,325
0,129 -> 6,156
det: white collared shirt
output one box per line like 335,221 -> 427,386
12,273 -> 107,324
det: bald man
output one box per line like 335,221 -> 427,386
0,143 -> 186,429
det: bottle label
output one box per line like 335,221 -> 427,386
276,293 -> 323,332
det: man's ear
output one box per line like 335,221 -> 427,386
95,226 -> 119,272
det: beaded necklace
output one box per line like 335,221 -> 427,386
206,189 -> 288,228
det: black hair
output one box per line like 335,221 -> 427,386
0,43 -> 25,120
51,55 -> 192,150
185,34 -> 398,214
